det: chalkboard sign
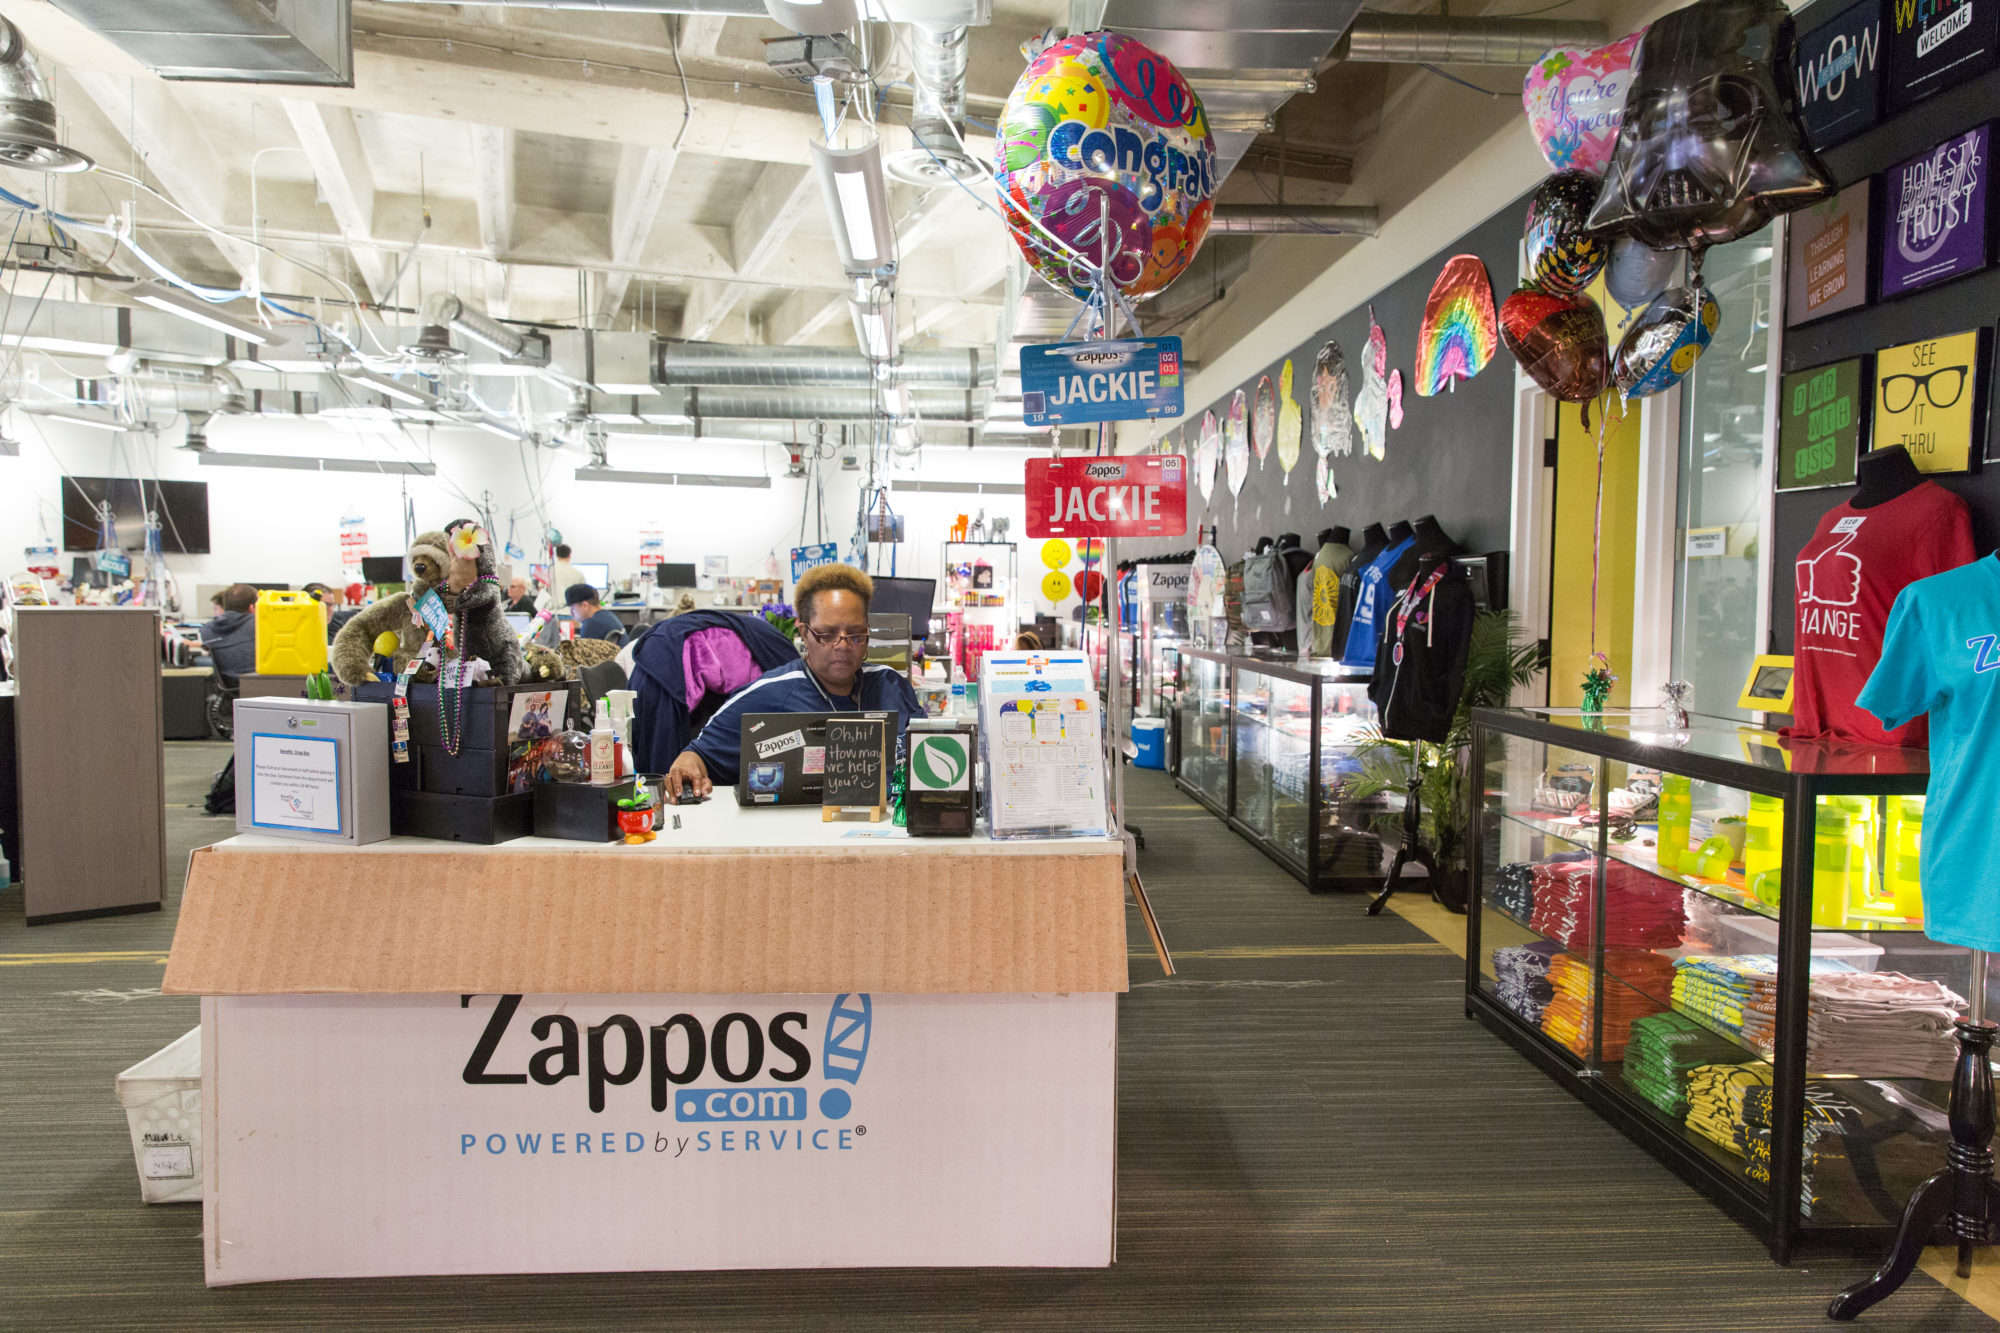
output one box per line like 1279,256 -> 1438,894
822,716 -> 890,819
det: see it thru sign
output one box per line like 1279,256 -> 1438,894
1025,456 -> 1188,539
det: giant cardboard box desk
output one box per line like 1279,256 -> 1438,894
165,799 -> 1127,1285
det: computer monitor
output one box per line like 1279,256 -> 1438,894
360,555 -> 405,584
653,561 -> 698,588
569,563 -> 611,597
870,577 -> 936,634
504,612 -> 533,638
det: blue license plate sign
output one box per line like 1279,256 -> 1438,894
1020,337 -> 1184,426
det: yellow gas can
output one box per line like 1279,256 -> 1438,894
254,589 -> 329,675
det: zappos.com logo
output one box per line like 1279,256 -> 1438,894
461,992 -> 872,1122
910,734 -> 970,791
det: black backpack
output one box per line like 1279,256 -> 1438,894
204,756 -> 236,816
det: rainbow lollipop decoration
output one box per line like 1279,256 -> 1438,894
1414,255 -> 1499,398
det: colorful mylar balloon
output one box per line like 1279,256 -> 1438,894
1355,310 -> 1391,460
1040,538 -> 1072,569
1224,389 -> 1250,497
1586,0 -> 1834,253
1276,359 -> 1302,474
1042,569 -> 1073,601
1604,236 -> 1681,313
1252,375 -> 1276,465
1312,341 -> 1351,457
1522,30 -> 1646,176
1387,370 -> 1405,429
994,32 -> 1219,301
1614,283 -> 1720,399
1526,171 -> 1610,296
1196,410 -> 1220,501
1415,255 -> 1499,397
1500,287 -> 1610,402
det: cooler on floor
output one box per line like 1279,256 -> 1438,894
1132,717 -> 1166,769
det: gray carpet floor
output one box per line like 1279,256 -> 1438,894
0,742 -> 1989,1330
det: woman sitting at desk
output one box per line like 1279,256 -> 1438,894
664,563 -> 924,798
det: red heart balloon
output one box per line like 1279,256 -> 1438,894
1500,287 -> 1609,402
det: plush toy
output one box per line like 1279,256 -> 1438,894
330,530 -> 449,685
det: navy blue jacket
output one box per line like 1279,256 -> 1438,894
628,611 -> 799,773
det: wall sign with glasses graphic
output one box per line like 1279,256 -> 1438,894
1872,329 -> 1986,472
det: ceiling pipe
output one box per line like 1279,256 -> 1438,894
0,16 -> 92,171
657,341 -> 987,388
373,1 -> 766,12
689,385 -> 987,422
885,23 -> 978,187
1208,205 -> 1380,236
1331,15 -> 1608,66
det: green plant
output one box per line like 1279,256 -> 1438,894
1346,610 -> 1545,902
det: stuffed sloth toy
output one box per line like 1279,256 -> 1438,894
330,523 -> 565,686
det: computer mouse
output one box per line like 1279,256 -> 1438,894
672,789 -> 708,805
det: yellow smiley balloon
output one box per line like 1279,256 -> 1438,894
1042,569 -> 1073,601
1041,538 -> 1072,569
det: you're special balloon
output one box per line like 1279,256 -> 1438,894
1523,30 -> 1645,176
995,32 -> 1219,301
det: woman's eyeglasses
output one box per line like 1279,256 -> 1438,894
804,626 -> 869,646
1881,366 -> 1967,415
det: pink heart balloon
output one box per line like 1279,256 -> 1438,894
1522,29 -> 1645,177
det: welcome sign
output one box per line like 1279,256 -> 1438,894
1795,0 -> 1885,147
1779,359 -> 1867,490
1881,125 -> 1991,296
1887,0 -> 1998,107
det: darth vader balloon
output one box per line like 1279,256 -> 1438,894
1586,0 -> 1835,253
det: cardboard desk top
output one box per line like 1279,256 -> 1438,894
165,797 -> 1128,998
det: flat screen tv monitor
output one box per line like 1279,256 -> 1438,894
870,577 -> 936,635
60,477 -> 210,554
568,563 -> 611,596
360,555 -> 406,584
653,561 -> 699,587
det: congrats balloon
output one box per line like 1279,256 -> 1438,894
1522,30 -> 1645,176
1500,288 -> 1610,402
1586,0 -> 1834,252
995,32 -> 1219,301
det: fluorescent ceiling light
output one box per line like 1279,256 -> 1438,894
639,408 -> 693,426
883,384 -> 913,417
811,141 -> 895,277
471,418 -> 523,441
195,451 -> 435,475
339,366 -> 436,408
129,282 -> 269,345
576,467 -> 770,488
33,405 -> 127,431
851,306 -> 896,360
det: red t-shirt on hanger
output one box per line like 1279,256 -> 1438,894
1789,481 -> 1974,747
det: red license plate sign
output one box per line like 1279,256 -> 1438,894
1026,455 -> 1188,538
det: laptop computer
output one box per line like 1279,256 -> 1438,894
737,710 -> 893,806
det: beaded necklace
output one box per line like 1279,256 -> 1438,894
437,575 -> 502,757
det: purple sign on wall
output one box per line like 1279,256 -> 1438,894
1881,124 -> 1991,297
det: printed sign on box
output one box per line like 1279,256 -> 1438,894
1873,329 -> 1983,472
1881,125 -> 1991,297
1020,337 -> 1184,426
1025,455 -> 1188,539
199,991 -> 1116,1284
1786,179 -> 1871,324
1794,0 -> 1885,147
1779,359 -> 1867,490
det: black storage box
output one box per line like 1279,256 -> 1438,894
532,779 -> 635,842
420,744 -> 510,797
389,745 -> 424,790
390,790 -> 533,844
352,679 -> 580,749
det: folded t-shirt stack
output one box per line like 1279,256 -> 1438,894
1489,861 -> 1537,922
1624,1011 -> 1754,1118
1529,859 -> 1687,951
1542,949 -> 1674,1060
1492,940 -> 1561,1023
1673,955 -> 1781,1053
1806,972 -> 1965,1080
1743,1079 -> 1950,1222
1684,1062 -> 1772,1158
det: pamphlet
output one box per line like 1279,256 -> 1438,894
980,652 -> 1108,840
249,733 -> 341,835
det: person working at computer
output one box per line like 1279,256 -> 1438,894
567,585 -> 625,643
196,583 -> 258,678
506,576 -> 537,614
663,563 -> 924,799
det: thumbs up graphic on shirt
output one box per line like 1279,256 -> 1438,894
1798,528 -> 1862,608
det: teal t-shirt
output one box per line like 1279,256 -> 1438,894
1856,554 -> 2000,950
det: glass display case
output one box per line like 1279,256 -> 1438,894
942,541 -> 1017,681
1173,649 -> 1384,893
1468,706 -> 1970,1263
1135,562 -> 1189,720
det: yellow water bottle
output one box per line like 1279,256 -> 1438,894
1812,800 -> 1853,929
1656,773 -> 1692,872
1743,793 -> 1784,882
1829,795 -> 1883,919
1883,796 -> 1926,925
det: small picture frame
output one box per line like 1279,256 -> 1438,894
1737,655 -> 1797,714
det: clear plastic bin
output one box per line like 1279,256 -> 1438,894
114,1028 -> 201,1203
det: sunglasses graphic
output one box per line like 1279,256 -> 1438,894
1880,366 -> 1967,415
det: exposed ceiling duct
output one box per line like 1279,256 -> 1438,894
657,342 -> 987,389
379,1 -> 764,10
884,22 -> 978,189
1331,15 -> 1609,66
48,0 -> 354,86
1209,205 -> 1380,236
0,17 -> 92,171
404,293 -> 547,366
689,385 -> 985,423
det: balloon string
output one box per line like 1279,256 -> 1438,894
1590,390 -> 1611,659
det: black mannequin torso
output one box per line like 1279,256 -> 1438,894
1329,526 -> 1352,548
1852,446 -> 1927,510
1389,514 -> 1459,588
1386,520 -> 1415,544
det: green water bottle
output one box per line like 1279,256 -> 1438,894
1884,796 -> 1925,924
1812,800 -> 1853,929
1656,773 -> 1692,872
1743,793 -> 1784,883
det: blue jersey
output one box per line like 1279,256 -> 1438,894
1341,535 -> 1416,668
688,661 -> 926,784
1857,554 -> 2000,950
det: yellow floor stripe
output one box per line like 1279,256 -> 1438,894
0,951 -> 169,966
1384,894 -> 1469,958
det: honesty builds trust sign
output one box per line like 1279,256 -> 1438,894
199,991 -> 1116,1284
